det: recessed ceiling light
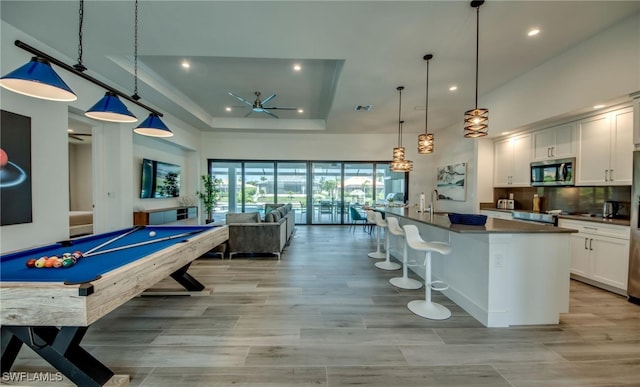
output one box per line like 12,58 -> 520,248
181,61 -> 190,69
297,109 -> 304,113
67,128 -> 74,133
501,131 -> 511,135
449,85 -> 458,91
225,107 -> 232,112
528,28 -> 540,37
293,64 -> 302,71
593,104 -> 605,109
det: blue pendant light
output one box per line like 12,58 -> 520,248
130,0 -> 172,138
85,92 -> 137,122
134,113 -> 173,137
0,57 -> 77,101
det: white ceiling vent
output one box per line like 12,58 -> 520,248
354,105 -> 372,112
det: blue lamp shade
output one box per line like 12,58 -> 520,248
133,113 -> 173,137
0,57 -> 77,101
85,92 -> 137,123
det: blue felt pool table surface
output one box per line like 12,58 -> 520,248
0,225 -> 216,284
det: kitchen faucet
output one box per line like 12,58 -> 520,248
429,189 -> 439,220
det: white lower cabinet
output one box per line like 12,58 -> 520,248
559,219 -> 630,295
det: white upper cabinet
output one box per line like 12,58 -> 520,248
576,107 -> 633,185
533,122 -> 576,161
494,133 -> 532,187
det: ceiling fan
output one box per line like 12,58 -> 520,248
228,91 -> 298,119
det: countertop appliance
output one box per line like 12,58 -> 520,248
530,157 -> 575,186
628,151 -> 640,305
603,200 -> 620,219
497,199 -> 515,210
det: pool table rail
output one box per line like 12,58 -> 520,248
0,225 -> 228,327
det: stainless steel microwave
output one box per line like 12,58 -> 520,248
530,158 -> 575,186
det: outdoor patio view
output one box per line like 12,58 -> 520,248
207,160 -> 407,224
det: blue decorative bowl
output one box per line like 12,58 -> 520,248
448,213 -> 487,226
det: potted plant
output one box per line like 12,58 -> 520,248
196,174 -> 221,223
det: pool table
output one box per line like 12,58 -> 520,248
0,224 -> 228,387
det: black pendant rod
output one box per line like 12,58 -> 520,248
472,1 -> 483,109
14,39 -> 163,117
397,86 -> 404,147
423,54 -> 433,134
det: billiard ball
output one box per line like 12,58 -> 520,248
25,258 -> 36,268
35,258 -> 47,268
0,148 -> 7,169
62,258 -> 75,268
149,231 -> 156,237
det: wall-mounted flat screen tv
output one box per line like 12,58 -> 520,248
140,158 -> 181,198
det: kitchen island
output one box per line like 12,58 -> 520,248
383,207 -> 577,327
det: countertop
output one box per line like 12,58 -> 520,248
482,208 -> 631,227
383,207 -> 577,234
556,214 -> 630,227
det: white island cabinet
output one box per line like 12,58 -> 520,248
384,208 -> 576,327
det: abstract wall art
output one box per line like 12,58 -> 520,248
1,110 -> 32,225
436,162 -> 466,201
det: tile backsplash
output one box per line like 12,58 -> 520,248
493,186 -> 632,218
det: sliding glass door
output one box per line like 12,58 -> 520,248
208,160 -> 406,225
276,162 -> 308,224
311,162 -> 342,224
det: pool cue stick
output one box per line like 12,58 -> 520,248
83,226 -> 142,255
82,230 -> 203,258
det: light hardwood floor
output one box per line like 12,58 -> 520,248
9,226 -> 640,386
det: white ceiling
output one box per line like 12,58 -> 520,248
2,1 -> 639,136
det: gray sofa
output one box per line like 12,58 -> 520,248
226,203 -> 295,260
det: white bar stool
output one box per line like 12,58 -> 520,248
386,217 -> 422,289
402,224 -> 452,320
374,212 -> 401,271
366,210 -> 385,259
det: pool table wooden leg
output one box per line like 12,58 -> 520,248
1,326 -> 114,387
170,262 -> 205,291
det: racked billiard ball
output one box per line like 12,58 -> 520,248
25,258 -> 36,268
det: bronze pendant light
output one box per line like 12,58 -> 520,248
390,86 -> 413,173
464,0 -> 488,138
418,53 -> 434,154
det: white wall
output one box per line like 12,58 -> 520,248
483,13 -> 640,134
198,130 -> 437,205
2,12 -> 639,252
0,90 -> 69,252
0,21 -> 204,250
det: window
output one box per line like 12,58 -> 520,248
208,160 -> 407,225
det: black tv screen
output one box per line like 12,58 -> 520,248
140,158 -> 181,198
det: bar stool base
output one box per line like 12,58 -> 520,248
374,261 -> 401,271
367,252 -> 385,259
389,277 -> 423,290
407,300 -> 451,320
